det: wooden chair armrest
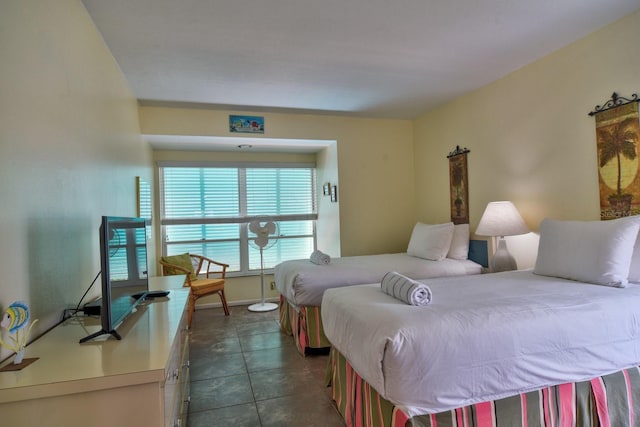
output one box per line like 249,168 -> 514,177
198,255 -> 229,268
197,255 -> 229,279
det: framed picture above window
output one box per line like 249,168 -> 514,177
229,115 -> 264,134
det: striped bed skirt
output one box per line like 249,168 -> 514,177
279,295 -> 331,355
327,347 -> 640,427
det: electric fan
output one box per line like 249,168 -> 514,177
247,219 -> 279,312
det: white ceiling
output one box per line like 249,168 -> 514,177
82,0 -> 640,120
82,0 -> 640,153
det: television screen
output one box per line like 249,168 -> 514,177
80,216 -> 148,343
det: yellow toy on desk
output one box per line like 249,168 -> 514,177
1,301 -> 38,364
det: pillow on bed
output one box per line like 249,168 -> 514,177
447,223 -> 469,260
533,218 -> 639,287
407,222 -> 454,261
619,215 -> 640,283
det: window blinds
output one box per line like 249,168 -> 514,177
159,164 -> 317,273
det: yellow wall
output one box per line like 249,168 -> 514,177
0,0 -> 152,360
141,107 -> 416,258
141,106 -> 415,303
413,10 -> 640,268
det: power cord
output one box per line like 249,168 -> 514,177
62,271 -> 101,321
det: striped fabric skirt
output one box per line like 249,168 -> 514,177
279,295 -> 330,355
327,347 -> 640,427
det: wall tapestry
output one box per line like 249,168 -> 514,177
589,92 -> 640,219
447,145 -> 470,224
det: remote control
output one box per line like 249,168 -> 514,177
145,290 -> 170,299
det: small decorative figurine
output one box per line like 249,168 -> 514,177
0,301 -> 38,364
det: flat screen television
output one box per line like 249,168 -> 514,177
80,216 -> 149,343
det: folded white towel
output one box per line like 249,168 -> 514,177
381,271 -> 432,306
310,250 -> 331,265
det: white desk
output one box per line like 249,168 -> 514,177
0,275 -> 189,427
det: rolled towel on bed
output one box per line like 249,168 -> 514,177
381,271 -> 432,306
310,250 -> 331,265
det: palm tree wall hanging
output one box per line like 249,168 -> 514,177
447,146 -> 470,224
589,92 -> 640,219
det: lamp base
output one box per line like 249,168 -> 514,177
247,302 -> 278,312
490,237 -> 517,273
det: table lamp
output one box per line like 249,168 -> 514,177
475,201 -> 529,272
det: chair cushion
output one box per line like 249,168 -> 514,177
161,253 -> 196,280
190,278 -> 225,296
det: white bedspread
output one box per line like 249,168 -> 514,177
275,253 -> 481,307
321,270 -> 640,417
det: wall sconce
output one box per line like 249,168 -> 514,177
330,185 -> 338,202
323,182 -> 331,196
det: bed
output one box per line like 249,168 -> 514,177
321,216 -> 640,426
275,223 -> 487,354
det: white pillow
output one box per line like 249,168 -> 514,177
618,215 -> 640,283
447,223 -> 469,260
407,222 -> 454,261
533,218 -> 640,287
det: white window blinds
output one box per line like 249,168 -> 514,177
159,163 -> 317,274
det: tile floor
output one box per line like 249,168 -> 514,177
187,304 -> 346,427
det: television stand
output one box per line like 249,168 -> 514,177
0,276 -> 190,427
79,328 -> 121,344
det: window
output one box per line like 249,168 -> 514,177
159,163 -> 317,275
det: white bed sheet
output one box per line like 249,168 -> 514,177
321,270 -> 640,417
274,253 -> 481,307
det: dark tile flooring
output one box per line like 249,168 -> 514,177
187,304 -> 346,427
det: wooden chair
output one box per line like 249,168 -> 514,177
159,253 -> 230,327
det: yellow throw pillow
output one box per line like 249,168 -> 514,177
161,253 -> 196,280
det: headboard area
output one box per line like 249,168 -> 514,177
468,239 -> 488,268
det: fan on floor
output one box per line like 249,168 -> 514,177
247,219 -> 279,312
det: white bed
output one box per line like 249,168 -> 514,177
275,222 -> 485,308
322,270 -> 640,417
321,216 -> 640,423
275,253 -> 482,307
274,223 -> 486,354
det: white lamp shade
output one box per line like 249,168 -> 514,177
475,201 -> 529,237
